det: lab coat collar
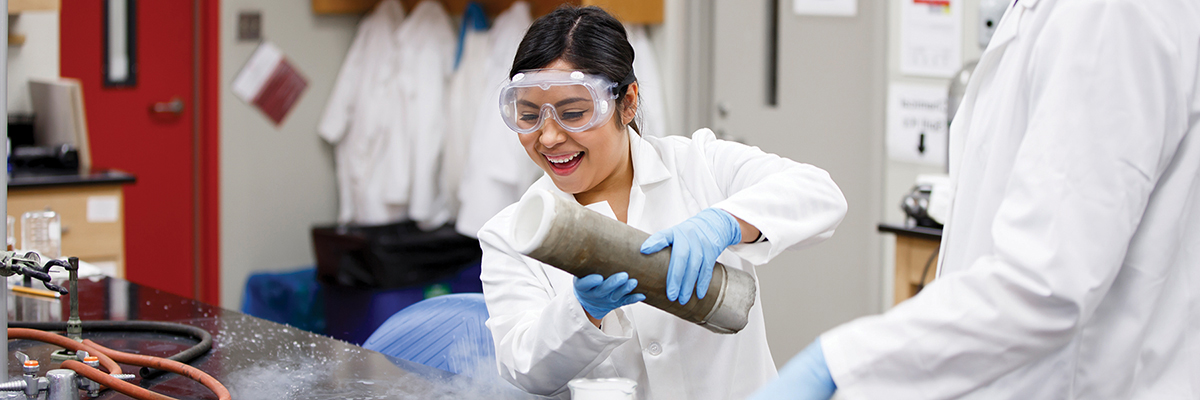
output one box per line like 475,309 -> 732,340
628,127 -> 672,187
985,1 -> 1025,52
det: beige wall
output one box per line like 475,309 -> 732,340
880,0 -> 985,309
700,0 -> 886,367
219,1 -> 356,308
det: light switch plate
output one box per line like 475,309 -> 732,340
979,0 -> 1007,48
238,11 -> 261,42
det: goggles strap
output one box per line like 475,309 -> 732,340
611,69 -> 637,97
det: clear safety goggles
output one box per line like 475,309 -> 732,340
498,70 -> 626,134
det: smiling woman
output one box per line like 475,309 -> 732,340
475,5 -> 849,400
511,59 -> 636,209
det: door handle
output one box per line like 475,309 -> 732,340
150,98 -> 185,115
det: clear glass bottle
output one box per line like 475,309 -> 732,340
21,210 -> 61,259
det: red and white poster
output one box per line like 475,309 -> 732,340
232,42 -> 308,125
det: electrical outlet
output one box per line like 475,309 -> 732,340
238,11 -> 261,42
979,0 -> 1007,48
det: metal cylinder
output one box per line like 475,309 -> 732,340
512,190 -> 756,334
46,370 -> 76,400
68,257 -> 82,343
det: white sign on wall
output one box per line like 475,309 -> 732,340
887,83 -> 948,167
793,0 -> 857,16
900,0 -> 962,77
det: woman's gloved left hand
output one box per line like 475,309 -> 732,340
574,273 -> 646,320
640,208 -> 742,305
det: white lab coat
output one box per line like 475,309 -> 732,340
393,1 -> 456,230
318,0 -> 406,225
480,128 -> 848,399
822,0 -> 1200,398
626,24 -> 668,138
456,1 -> 537,237
441,21 -> 490,226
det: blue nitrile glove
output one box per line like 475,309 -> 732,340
639,208 -> 741,305
749,339 -> 836,400
574,273 -> 646,320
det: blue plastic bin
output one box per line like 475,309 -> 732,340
322,262 -> 482,345
240,268 -> 326,334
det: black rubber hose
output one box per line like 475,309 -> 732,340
8,320 -> 212,379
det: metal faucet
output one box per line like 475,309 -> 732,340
0,352 -> 50,399
0,258 -> 133,399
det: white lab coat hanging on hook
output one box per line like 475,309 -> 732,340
442,7 -> 491,227
392,1 -> 457,230
318,0 -> 406,225
625,24 -> 667,138
456,1 -> 537,238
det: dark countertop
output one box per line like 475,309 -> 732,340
8,170 -> 136,189
5,276 -> 539,399
878,223 -> 943,241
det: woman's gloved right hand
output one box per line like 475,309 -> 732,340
574,272 -> 646,320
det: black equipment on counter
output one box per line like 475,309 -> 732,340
10,144 -> 80,172
311,221 -> 481,289
901,184 -> 943,229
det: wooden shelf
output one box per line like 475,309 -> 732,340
581,0 -> 661,24
312,0 -> 662,24
9,33 -> 26,46
312,0 -> 380,14
9,0 -> 59,14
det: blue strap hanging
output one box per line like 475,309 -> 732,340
454,2 -> 489,70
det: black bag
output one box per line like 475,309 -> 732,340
311,221 -> 481,289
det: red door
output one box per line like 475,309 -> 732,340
60,1 -> 220,302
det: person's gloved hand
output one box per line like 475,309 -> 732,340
639,208 -> 741,305
574,273 -> 646,320
748,338 -> 836,400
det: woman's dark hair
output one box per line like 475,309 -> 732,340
510,5 -> 640,131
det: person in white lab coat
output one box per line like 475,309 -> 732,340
478,6 -> 848,399
752,1 -> 1200,398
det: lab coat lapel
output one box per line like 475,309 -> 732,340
941,0 -> 1029,276
627,128 -> 671,227
949,0 -> 1023,175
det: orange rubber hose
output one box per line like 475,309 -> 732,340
84,339 -> 231,400
61,360 -> 177,400
7,328 -> 121,374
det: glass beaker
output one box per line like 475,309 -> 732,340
568,378 -> 637,400
21,210 -> 61,259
